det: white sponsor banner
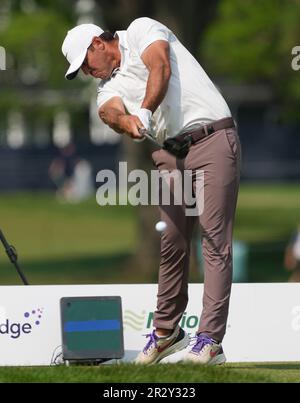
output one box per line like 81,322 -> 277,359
0,283 -> 300,366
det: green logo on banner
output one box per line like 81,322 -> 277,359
124,310 -> 199,331
123,310 -> 146,331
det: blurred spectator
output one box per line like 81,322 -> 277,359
284,225 -> 300,282
48,143 -> 93,202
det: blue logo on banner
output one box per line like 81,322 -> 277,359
0,308 -> 44,339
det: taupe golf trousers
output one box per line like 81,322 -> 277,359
152,124 -> 241,342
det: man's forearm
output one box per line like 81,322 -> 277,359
99,106 -> 144,138
141,65 -> 171,113
99,107 -> 126,134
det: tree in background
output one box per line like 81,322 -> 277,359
0,0 -> 76,89
95,0 -> 219,56
0,0 -> 83,138
202,0 -> 300,120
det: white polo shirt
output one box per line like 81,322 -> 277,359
97,17 -> 231,142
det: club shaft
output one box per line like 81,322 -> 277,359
139,129 -> 161,148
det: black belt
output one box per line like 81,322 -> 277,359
163,117 -> 235,159
177,117 -> 235,144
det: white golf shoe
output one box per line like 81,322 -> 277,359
135,326 -> 189,365
184,333 -> 226,365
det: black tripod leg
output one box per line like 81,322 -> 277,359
0,229 -> 29,285
12,260 -> 29,286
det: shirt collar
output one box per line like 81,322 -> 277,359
114,30 -> 128,70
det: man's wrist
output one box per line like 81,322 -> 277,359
136,108 -> 152,131
140,108 -> 153,119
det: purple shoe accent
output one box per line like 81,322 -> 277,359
143,331 -> 159,354
191,333 -> 214,354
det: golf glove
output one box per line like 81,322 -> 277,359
134,108 -> 152,143
136,108 -> 152,131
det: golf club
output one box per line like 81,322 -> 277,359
0,229 -> 29,285
138,128 -> 161,147
138,128 -> 191,159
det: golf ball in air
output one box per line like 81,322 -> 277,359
155,221 -> 167,232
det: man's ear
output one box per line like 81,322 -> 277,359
92,36 -> 104,50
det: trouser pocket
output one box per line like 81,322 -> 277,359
225,129 -> 240,159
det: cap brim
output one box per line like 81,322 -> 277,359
65,50 -> 87,80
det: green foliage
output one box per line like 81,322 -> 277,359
203,0 -> 279,81
0,2 -> 85,128
202,0 -> 300,116
0,10 -> 75,88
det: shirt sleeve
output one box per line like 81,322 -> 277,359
97,83 -> 120,108
127,17 -> 170,57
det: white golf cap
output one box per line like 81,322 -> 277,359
62,24 -> 104,80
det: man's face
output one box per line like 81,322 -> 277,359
81,37 -> 115,79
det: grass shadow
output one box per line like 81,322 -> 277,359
0,252 -> 150,285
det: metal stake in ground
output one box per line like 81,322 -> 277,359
0,229 -> 29,285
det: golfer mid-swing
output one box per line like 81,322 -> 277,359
62,17 -> 241,365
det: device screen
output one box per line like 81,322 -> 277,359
60,296 -> 124,361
